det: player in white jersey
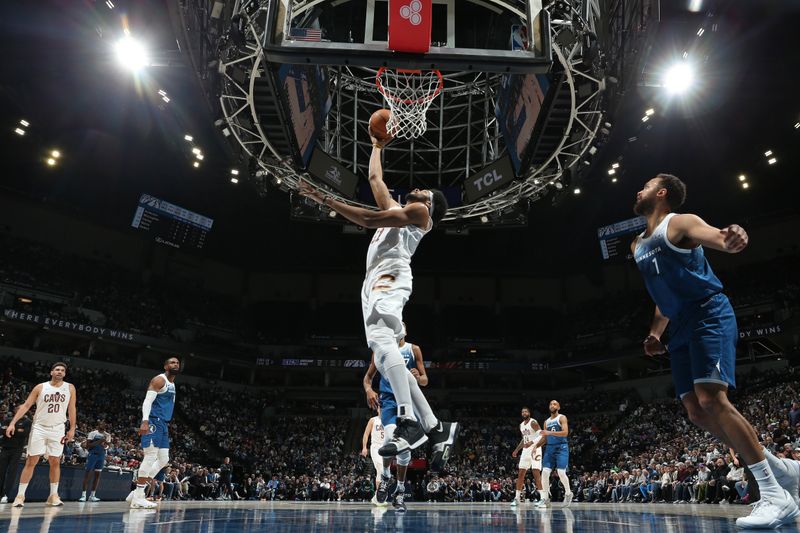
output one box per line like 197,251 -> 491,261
360,407 -> 387,505
511,406 -> 545,506
5,362 -> 77,507
300,131 -> 458,468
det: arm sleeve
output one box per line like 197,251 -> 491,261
142,390 -> 158,421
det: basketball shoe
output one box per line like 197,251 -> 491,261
379,418 -> 427,456
376,476 -> 391,505
428,421 -> 459,473
735,489 -> 800,529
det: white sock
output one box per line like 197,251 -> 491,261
541,470 -> 551,500
557,469 -> 572,495
381,362 -> 417,422
749,459 -> 784,500
18,483 -> 28,497
382,466 -> 391,478
50,483 -> 59,496
135,484 -> 147,498
515,489 -> 521,500
396,481 -> 405,493
405,371 -> 438,431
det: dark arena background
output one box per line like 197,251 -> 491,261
1,0 -> 800,531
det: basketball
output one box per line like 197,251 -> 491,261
369,109 -> 393,143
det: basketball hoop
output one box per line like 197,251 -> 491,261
376,67 -> 443,140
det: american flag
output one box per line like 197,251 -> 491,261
290,27 -> 322,42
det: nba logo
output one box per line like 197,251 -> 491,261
388,0 -> 432,53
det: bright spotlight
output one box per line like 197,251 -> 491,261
663,62 -> 695,95
608,168 -> 616,176
14,128 -> 25,136
114,37 -> 149,72
193,161 -> 200,168
19,119 -> 29,127
645,108 -> 655,116
742,182 -> 749,189
46,158 -> 57,166
230,177 -> 239,184
230,169 -> 239,176
738,174 -> 746,182
51,150 -> 61,158
768,157 -> 777,165
764,150 -> 772,157
612,163 -> 620,169
184,134 -> 193,142
611,177 -> 618,183
573,188 -> 581,195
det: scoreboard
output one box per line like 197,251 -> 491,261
131,194 -> 213,250
597,216 -> 646,260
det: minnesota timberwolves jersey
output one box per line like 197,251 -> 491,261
150,373 -> 176,421
545,415 -> 567,445
634,213 -> 723,319
379,343 -> 415,394
365,206 -> 431,275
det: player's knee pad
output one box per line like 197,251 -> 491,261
139,446 -> 159,478
157,448 -> 170,469
396,451 -> 411,466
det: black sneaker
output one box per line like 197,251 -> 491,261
428,421 -> 459,473
376,476 -> 391,504
393,490 -> 407,512
379,418 -> 428,457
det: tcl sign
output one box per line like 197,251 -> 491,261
463,156 -> 516,202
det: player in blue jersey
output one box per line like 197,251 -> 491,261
363,324 -> 436,512
127,356 -> 180,510
537,400 -> 572,507
632,174 -> 799,528
79,421 -> 111,502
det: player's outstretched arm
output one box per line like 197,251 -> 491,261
368,144 -> 400,211
669,214 -> 748,253
299,179 -> 428,229
5,384 -> 40,437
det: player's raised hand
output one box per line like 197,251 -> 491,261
298,179 -> 324,204
365,389 -> 380,411
720,224 -> 748,253
643,334 -> 666,356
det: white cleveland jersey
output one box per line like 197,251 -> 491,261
34,381 -> 71,426
365,206 -> 431,276
370,416 -> 385,447
520,418 -> 540,446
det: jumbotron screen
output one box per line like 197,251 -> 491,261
130,194 -> 214,250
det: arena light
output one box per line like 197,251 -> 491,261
795,122 -> 800,129
611,177 -> 618,183
46,157 -> 57,166
192,147 -> 202,155
742,182 -> 749,189
480,215 -> 489,224
573,188 -> 581,195
19,119 -> 29,127
696,28 -> 705,37
51,150 -> 61,159
641,115 -> 650,122
193,161 -> 200,168
184,134 -> 193,142
105,0 -> 115,8
196,154 -> 204,161
230,169 -> 239,176
645,108 -> 655,116
764,150 -> 772,157
768,157 -> 777,165
114,36 -> 150,72
14,127 -> 25,136
612,163 -> 620,169
688,0 -> 703,12
608,168 -> 616,175
230,177 -> 239,184
662,61 -> 696,95
738,174 -> 746,182
328,210 -> 337,218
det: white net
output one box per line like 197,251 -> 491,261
376,68 -> 443,140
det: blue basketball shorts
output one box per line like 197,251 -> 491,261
667,293 -> 737,399
85,453 -> 105,471
141,417 -> 170,449
542,443 -> 569,471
